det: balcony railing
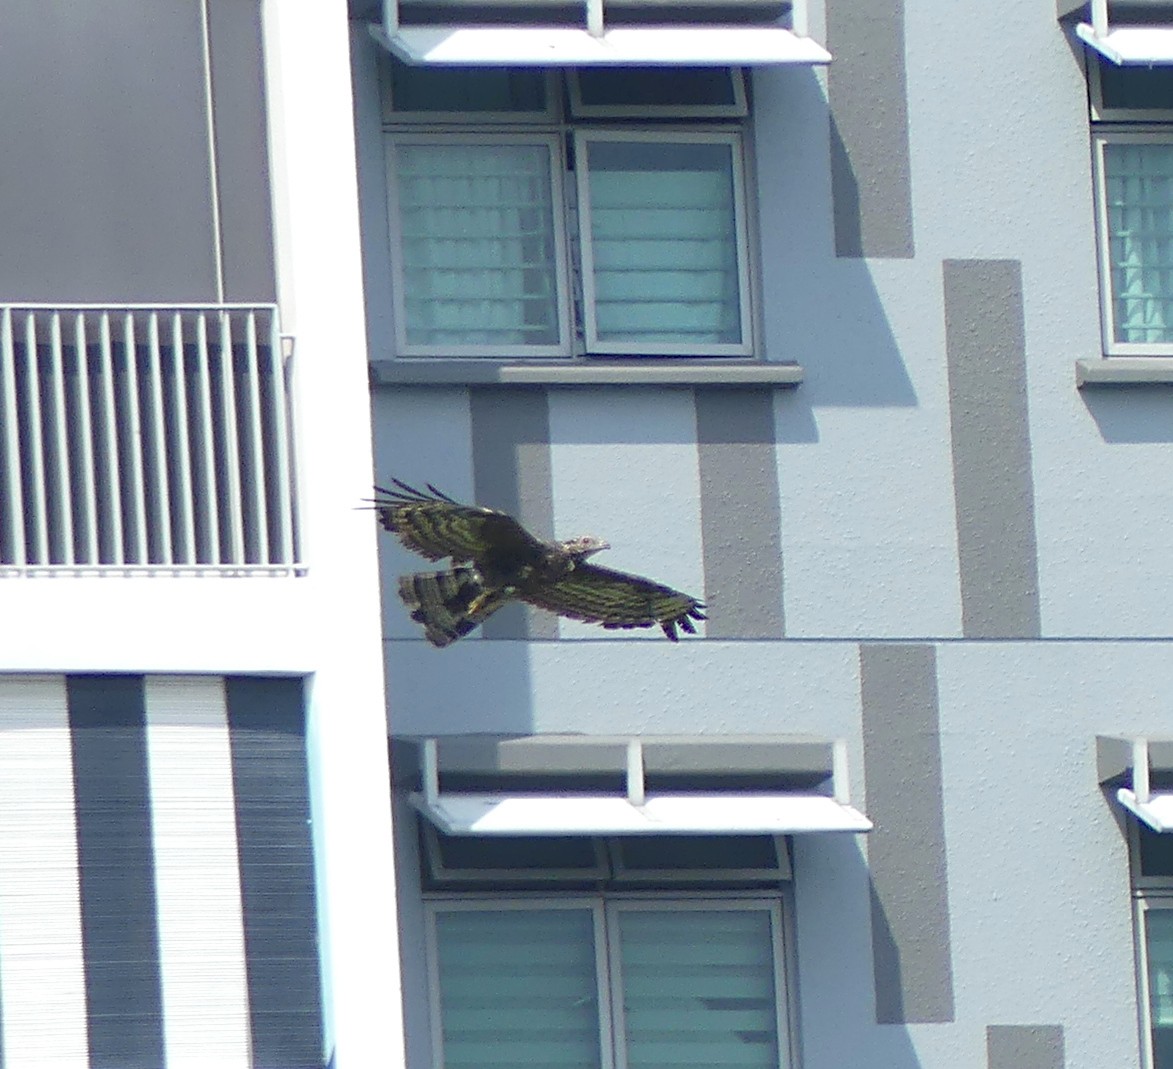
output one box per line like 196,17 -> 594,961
0,305 -> 301,575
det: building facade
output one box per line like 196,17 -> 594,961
1,1 -> 1173,1068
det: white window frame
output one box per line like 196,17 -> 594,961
424,894 -> 792,1069
575,128 -> 754,358
568,68 -> 748,120
384,131 -> 574,358
1092,128 -> 1173,356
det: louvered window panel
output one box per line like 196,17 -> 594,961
0,306 -> 299,574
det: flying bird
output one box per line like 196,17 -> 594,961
374,480 -> 706,647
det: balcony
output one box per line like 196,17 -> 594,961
0,305 -> 300,576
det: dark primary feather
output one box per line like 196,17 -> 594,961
375,480 -> 705,645
519,563 -> 707,641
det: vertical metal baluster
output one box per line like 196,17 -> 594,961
23,314 -> 49,564
97,312 -> 124,564
217,311 -> 245,563
121,313 -> 148,563
48,312 -> 75,564
194,313 -> 221,564
243,310 -> 268,564
170,312 -> 196,564
269,314 -> 295,565
147,312 -> 173,564
72,313 -> 100,564
0,308 -> 26,567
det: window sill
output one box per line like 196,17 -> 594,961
1076,358 -> 1173,387
369,360 -> 804,388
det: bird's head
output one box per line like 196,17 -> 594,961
559,535 -> 610,560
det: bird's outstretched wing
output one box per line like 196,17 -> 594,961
519,563 -> 706,640
374,479 -> 543,563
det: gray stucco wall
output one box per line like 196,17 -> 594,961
0,0 -> 274,303
358,1 -> 1169,1066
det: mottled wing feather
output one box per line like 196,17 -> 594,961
374,482 -> 542,564
519,563 -> 706,640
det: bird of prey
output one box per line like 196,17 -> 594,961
374,480 -> 706,647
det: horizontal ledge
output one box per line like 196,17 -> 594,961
371,359 -> 804,387
370,23 -> 830,65
1076,357 -> 1173,386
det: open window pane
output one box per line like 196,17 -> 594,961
392,140 -> 563,350
570,68 -> 745,117
1148,909 -> 1173,1068
389,62 -> 549,116
614,908 -> 783,1069
1102,141 -> 1173,346
580,138 -> 746,352
434,908 -> 603,1069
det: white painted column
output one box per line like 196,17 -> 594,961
0,676 -> 89,1069
144,676 -> 251,1069
260,2 -> 405,1067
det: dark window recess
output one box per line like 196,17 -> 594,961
1099,58 -> 1173,111
615,834 -> 780,871
1140,824 -> 1173,878
434,833 -> 602,871
389,64 -> 548,113
574,66 -> 739,109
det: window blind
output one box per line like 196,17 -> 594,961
434,909 -> 603,1069
614,909 -> 782,1069
1104,141 -> 1173,344
582,140 -> 743,347
394,142 -> 562,349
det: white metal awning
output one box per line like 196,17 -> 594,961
1076,0 -> 1173,64
371,24 -> 831,66
413,790 -> 872,835
371,0 -> 830,66
1099,735 -> 1173,832
409,736 -> 872,836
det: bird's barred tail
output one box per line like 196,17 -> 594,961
397,568 -> 504,647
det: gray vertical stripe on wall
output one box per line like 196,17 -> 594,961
470,388 -> 557,640
943,259 -> 1041,639
225,677 -> 324,1069
67,675 -> 167,1069
206,0 -> 277,302
0,0 -> 219,302
826,0 -> 915,258
695,389 -> 785,638
859,644 -> 955,1024
987,1025 -> 1066,1069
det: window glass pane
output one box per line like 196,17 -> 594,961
435,832 -> 601,871
574,68 -> 739,110
1099,61 -> 1173,112
616,909 -> 782,1069
584,140 -> 743,347
1148,910 -> 1173,1068
1140,826 -> 1173,878
616,835 -> 779,872
394,141 -> 561,348
390,62 -> 548,114
435,909 -> 602,1069
1103,142 -> 1173,345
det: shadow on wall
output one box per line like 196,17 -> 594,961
1082,388 -> 1173,443
752,67 -> 918,411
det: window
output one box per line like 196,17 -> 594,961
1135,824 -> 1173,1069
1090,59 -> 1173,355
427,901 -> 791,1069
421,826 -> 794,1069
383,63 -> 755,359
